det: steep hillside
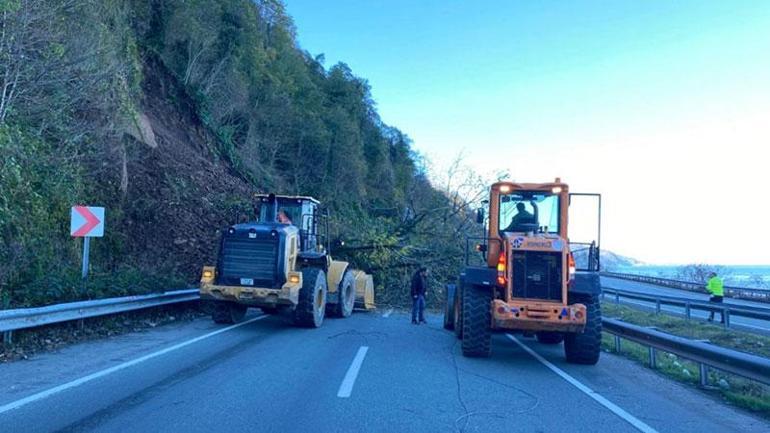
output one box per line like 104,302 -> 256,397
0,0 -> 466,308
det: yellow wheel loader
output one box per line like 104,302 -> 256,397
445,179 -> 603,364
200,194 -> 375,327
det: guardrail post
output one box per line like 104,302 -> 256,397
699,364 -> 709,387
648,347 -> 657,369
2,330 -> 11,345
723,309 -> 730,329
685,303 -> 691,320
615,293 -> 620,304
655,300 -> 661,314
614,335 -> 621,353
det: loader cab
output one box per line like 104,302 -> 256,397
256,194 -> 323,254
485,181 -> 569,270
499,191 -> 561,235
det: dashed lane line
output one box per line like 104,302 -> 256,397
337,346 -> 369,398
0,315 -> 268,415
506,334 -> 660,433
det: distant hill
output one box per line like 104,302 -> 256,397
600,250 -> 644,271
572,247 -> 642,271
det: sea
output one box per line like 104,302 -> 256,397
611,265 -> 770,290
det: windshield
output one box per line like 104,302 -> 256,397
258,202 -> 302,225
499,192 -> 560,234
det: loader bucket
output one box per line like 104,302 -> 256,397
351,269 -> 376,310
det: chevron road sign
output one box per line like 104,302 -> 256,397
70,206 -> 105,279
70,206 -> 104,237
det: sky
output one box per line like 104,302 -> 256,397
284,0 -> 770,265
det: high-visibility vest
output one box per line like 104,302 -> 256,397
707,276 -> 724,297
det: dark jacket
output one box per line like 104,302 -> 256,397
410,272 -> 427,297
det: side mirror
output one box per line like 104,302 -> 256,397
476,208 -> 485,224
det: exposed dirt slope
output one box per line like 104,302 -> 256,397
119,56 -> 253,279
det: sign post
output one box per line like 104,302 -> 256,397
70,206 -> 105,280
82,237 -> 91,279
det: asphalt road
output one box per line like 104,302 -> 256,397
601,276 -> 770,333
1,309 -> 768,433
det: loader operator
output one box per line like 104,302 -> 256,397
503,202 -> 536,232
277,209 -> 293,225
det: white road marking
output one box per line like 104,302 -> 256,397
382,308 -> 394,318
506,334 -> 660,433
337,346 -> 369,398
0,315 -> 268,415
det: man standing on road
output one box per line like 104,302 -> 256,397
411,267 -> 428,324
706,272 -> 725,323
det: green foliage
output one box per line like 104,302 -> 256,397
1,0 -> 471,309
0,126 -> 82,304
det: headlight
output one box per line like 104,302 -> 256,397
201,266 -> 215,283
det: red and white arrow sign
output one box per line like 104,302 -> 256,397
70,206 -> 105,237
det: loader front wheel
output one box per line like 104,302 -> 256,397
564,293 -> 601,365
331,270 -> 356,318
294,267 -> 328,328
212,301 -> 247,324
461,285 -> 491,357
444,283 -> 456,330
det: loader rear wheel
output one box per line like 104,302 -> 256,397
454,284 -> 463,339
331,270 -> 356,318
536,332 -> 564,345
461,285 -> 492,357
294,267 -> 328,328
444,284 -> 456,330
212,301 -> 247,324
564,293 -> 601,365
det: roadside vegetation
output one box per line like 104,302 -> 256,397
602,303 -> 770,415
0,0 -> 486,309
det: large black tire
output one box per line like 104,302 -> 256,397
536,331 -> 564,345
444,284 -> 456,330
454,284 -> 463,339
212,301 -> 247,324
461,285 -> 492,357
294,267 -> 328,328
564,293 -> 601,365
330,270 -> 356,318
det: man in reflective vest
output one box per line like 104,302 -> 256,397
706,272 -> 725,323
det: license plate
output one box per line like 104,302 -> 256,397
240,278 -> 254,286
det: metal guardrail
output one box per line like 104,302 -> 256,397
602,287 -> 770,330
603,318 -> 770,386
0,289 -> 199,344
601,272 -> 770,303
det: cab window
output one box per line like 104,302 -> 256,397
499,192 -> 560,234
